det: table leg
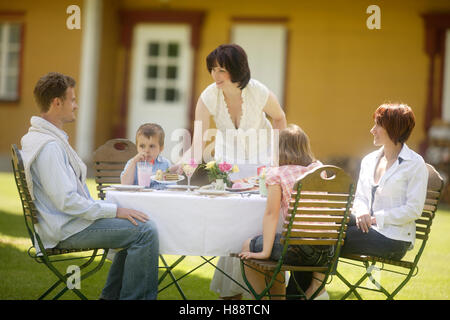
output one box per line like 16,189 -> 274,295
200,256 -> 251,294
158,255 -> 187,300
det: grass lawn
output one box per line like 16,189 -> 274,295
0,171 -> 449,300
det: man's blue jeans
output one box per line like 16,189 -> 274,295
56,218 -> 159,300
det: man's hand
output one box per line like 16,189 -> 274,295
116,208 -> 149,226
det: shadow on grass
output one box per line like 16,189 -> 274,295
0,209 -> 30,239
0,240 -> 218,300
0,206 -> 219,300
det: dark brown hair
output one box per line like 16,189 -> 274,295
278,124 -> 315,167
136,123 -> 165,147
206,44 -> 251,89
33,72 -> 76,112
373,103 -> 415,145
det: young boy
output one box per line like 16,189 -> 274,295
121,123 -> 172,189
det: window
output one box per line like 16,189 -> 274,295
0,22 -> 23,101
144,41 -> 181,103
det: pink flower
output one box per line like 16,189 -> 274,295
218,162 -> 232,172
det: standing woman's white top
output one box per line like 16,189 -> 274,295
200,78 -> 274,167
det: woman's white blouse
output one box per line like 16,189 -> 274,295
200,79 -> 274,165
352,144 -> 428,249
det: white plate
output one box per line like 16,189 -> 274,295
196,189 -> 229,196
109,185 -> 145,191
151,175 -> 185,184
226,182 -> 255,192
166,185 -> 199,190
247,177 -> 260,186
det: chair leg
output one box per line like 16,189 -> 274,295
39,249 -> 109,300
337,260 -> 407,300
286,272 -> 307,300
307,273 -> 329,300
239,260 -> 284,300
364,264 -> 393,299
335,269 -> 365,300
38,278 -> 64,300
385,267 -> 416,300
44,261 -> 88,300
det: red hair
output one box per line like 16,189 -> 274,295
373,103 -> 415,145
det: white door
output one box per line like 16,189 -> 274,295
128,24 -> 193,160
231,24 -> 287,106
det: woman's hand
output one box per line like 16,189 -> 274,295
169,163 -> 183,174
356,213 -> 373,233
239,251 -> 270,260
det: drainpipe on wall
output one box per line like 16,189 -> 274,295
76,0 -> 102,162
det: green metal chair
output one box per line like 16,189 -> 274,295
335,163 -> 444,300
234,165 -> 355,299
11,144 -> 109,300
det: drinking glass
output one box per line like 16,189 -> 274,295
137,161 -> 153,187
182,164 -> 195,192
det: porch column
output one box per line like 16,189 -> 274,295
443,30 -> 450,122
76,0 -> 102,161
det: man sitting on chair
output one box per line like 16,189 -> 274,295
20,72 -> 159,300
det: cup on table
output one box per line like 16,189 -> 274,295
257,166 -> 266,176
259,175 -> 267,197
137,161 -> 153,187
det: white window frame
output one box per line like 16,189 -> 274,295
0,22 -> 22,101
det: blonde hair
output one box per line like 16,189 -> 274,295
278,124 -> 315,166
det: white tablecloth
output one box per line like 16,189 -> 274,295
105,190 -> 269,256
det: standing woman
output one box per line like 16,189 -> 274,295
171,44 -> 287,299
172,43 -> 287,175
341,103 -> 428,260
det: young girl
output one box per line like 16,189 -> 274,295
239,124 -> 331,299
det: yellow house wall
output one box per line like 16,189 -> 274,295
0,0 -> 83,152
2,0 -> 450,163
118,0 -> 450,161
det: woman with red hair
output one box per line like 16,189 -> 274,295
341,103 -> 428,260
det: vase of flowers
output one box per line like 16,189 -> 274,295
204,160 -> 239,188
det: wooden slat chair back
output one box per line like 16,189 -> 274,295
235,165 -> 355,300
93,139 -> 137,200
92,139 -> 190,299
336,163 -> 444,300
11,144 -> 109,300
